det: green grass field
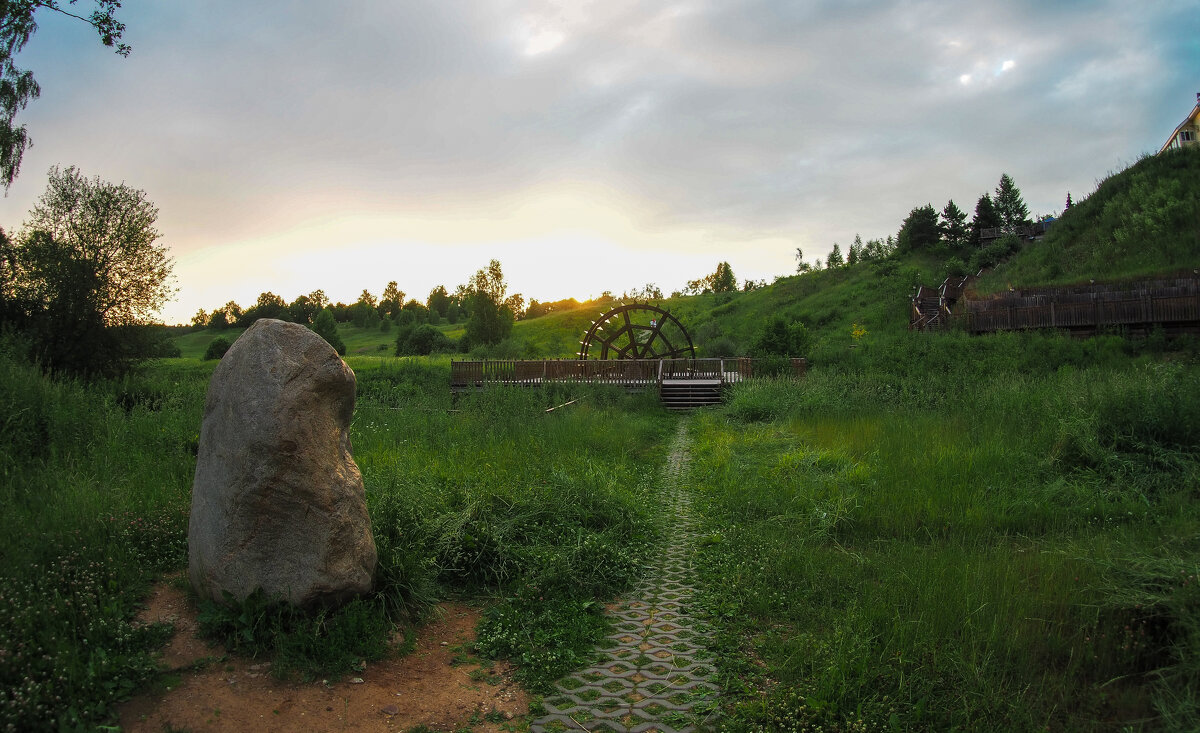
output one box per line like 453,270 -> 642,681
5,148 -> 1198,730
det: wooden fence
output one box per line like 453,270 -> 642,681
450,357 -> 806,390
960,278 -> 1200,335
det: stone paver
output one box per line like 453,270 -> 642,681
532,422 -> 718,732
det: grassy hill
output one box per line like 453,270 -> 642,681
975,146 -> 1200,293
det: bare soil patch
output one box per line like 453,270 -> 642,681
117,580 -> 529,732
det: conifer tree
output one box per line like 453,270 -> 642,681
994,173 -> 1030,230
312,307 -> 346,355
968,194 -> 1002,248
847,234 -> 862,265
827,243 -> 844,268
940,200 -> 969,249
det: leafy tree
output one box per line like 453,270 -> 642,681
311,308 -> 345,355
207,308 -> 228,330
860,237 -> 887,261
306,290 -> 328,311
348,300 -> 379,329
462,260 -> 515,346
940,200 -> 969,249
5,166 -> 174,375
827,243 -> 844,268
504,292 -> 525,319
0,1 -> 129,189
378,281 -> 404,319
709,261 -> 737,292
222,300 -> 242,324
239,291 -> 287,326
191,308 -> 208,329
399,299 -> 430,324
467,259 -> 507,306
968,194 -> 1002,248
357,289 -> 377,310
427,285 -> 450,318
288,293 -> 319,324
994,173 -> 1030,230
896,204 -> 941,252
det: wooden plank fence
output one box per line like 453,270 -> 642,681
959,277 -> 1200,335
450,357 -> 806,390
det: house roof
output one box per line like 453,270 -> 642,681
1159,96 -> 1200,154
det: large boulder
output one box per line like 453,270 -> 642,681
189,318 -> 376,607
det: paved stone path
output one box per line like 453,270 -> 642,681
532,421 -> 719,732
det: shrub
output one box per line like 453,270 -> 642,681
395,324 -> 453,356
203,336 -> 231,360
752,316 -> 811,357
312,309 -> 346,356
969,234 -> 1021,272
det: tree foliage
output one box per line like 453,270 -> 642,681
994,173 -> 1030,230
940,200 -> 969,250
896,204 -> 941,253
968,194 -> 1002,248
827,243 -> 844,268
0,1 -> 130,189
203,335 -> 231,360
711,261 -> 737,292
427,285 -> 451,318
311,307 -> 345,355
462,259 -> 516,346
752,316 -> 811,357
2,166 -> 174,375
378,281 -> 404,320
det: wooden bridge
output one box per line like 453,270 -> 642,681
450,357 -> 806,409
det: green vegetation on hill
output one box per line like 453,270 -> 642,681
977,147 -> 1200,292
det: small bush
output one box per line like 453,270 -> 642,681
395,324 -> 453,356
203,336 -> 231,360
752,316 -> 811,357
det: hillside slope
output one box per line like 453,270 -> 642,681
976,146 -> 1200,293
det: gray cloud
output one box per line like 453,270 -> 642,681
1,0 -> 1196,300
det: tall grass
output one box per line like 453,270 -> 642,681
691,339 -> 1200,730
0,344 -> 199,731
351,358 -> 675,688
0,346 -> 676,728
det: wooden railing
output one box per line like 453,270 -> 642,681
450,357 -> 806,389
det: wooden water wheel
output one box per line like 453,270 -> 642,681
578,303 -> 695,359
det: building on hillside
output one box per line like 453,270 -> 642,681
1159,93 -> 1200,153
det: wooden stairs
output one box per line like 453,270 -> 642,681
659,379 -> 723,410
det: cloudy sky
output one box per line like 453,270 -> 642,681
1,0 -> 1197,323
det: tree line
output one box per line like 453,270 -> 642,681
799,172 -> 1059,277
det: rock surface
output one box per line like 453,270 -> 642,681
189,318 -> 376,607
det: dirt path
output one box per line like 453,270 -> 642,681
117,580 -> 529,732
531,419 -> 719,732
